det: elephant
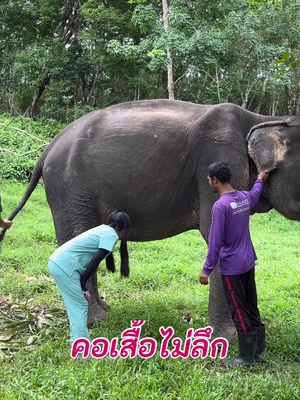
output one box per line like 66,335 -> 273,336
2,99 -> 300,339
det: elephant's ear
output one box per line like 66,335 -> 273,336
246,120 -> 291,173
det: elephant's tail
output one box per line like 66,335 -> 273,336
0,159 -> 44,243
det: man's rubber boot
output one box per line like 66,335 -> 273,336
224,330 -> 257,367
255,325 -> 265,363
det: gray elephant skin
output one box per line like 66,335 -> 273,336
3,99 -> 300,338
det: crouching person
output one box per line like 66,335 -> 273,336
48,211 -> 130,346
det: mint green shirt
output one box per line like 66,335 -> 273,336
49,225 -> 118,276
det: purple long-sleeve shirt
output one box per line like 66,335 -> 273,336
202,179 -> 264,276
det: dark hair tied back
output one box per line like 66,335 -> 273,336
106,210 -> 130,278
107,211 -> 130,231
115,212 -> 125,230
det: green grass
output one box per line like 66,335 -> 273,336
1,180 -> 300,399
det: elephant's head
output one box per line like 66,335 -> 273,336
247,118 -> 300,221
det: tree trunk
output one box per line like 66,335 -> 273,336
241,82 -> 253,109
255,76 -> 268,114
215,65 -> 221,103
285,84 -> 293,115
270,99 -> 278,115
296,79 -> 300,116
24,73 -> 50,118
162,0 -> 175,100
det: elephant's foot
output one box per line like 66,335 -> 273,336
87,300 -> 108,328
86,273 -> 110,327
96,294 -> 110,312
209,322 -> 237,341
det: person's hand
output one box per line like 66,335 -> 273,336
199,272 -> 209,285
257,170 -> 269,181
0,219 -> 12,229
83,290 -> 91,301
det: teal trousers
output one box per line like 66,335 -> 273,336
48,260 -> 91,344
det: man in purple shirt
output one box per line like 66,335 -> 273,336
199,161 -> 269,367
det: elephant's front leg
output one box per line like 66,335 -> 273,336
208,264 -> 236,340
86,272 -> 109,327
199,196 -> 236,341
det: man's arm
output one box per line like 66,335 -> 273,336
248,170 -> 269,207
199,204 -> 225,285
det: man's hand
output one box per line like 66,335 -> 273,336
257,170 -> 269,181
199,272 -> 209,285
83,290 -> 91,301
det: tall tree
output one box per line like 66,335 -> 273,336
162,0 -> 175,99
24,0 -> 85,118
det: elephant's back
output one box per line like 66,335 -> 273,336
47,99 -> 212,143
42,100 -> 209,173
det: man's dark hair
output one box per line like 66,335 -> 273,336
208,162 -> 231,183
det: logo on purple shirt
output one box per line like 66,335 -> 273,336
230,199 -> 250,215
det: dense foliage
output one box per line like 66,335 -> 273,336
0,116 -> 65,181
0,0 -> 300,121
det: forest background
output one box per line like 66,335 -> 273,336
1,0 -> 300,128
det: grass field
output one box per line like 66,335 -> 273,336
0,180 -> 300,400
